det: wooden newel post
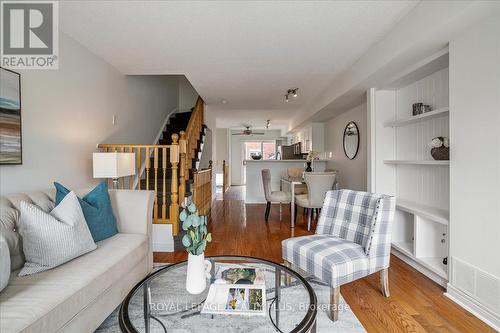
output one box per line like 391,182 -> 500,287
170,133 -> 179,236
179,131 -> 187,203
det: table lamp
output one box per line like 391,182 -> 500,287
93,152 -> 136,189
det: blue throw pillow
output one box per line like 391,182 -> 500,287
54,182 -> 118,242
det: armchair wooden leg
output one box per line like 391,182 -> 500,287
283,260 -> 292,286
380,268 -> 390,297
329,286 -> 340,322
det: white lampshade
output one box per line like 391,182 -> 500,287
93,152 -> 136,179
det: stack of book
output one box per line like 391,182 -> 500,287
202,264 -> 267,316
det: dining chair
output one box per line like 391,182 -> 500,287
286,168 -> 308,195
262,169 -> 291,222
282,190 -> 396,321
294,172 -> 336,230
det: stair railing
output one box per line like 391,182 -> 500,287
223,160 -> 230,192
192,160 -> 212,216
97,134 -> 180,235
184,96 -> 204,181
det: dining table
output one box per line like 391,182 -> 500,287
280,176 -> 305,228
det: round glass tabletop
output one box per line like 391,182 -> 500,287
119,256 -> 317,333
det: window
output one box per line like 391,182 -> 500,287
244,141 -> 276,160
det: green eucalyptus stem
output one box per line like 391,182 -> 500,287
179,202 -> 212,255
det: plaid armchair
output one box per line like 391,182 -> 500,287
282,190 -> 396,321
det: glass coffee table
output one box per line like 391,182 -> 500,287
119,256 -> 317,333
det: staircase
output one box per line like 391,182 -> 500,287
97,96 -> 211,236
141,111 -> 204,199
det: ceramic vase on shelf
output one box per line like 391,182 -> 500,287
431,147 -> 449,160
185,252 -> 212,294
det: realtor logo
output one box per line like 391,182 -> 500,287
1,1 -> 58,69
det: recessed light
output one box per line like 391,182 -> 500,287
220,99 -> 227,105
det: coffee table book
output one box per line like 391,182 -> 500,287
201,264 -> 267,316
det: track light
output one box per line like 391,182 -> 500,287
284,88 -> 299,103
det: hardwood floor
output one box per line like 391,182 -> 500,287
154,186 -> 495,333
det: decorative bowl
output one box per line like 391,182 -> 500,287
250,153 -> 262,160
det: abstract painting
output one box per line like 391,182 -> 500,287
0,67 -> 22,164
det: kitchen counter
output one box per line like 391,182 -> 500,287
245,159 -> 328,203
244,159 -> 330,163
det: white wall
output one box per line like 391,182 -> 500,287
215,128 -> 228,174
229,129 -> 282,185
0,33 -> 179,194
448,12 -> 500,324
324,103 -> 367,191
178,76 -> 198,112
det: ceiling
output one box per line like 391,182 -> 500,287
59,0 -> 418,128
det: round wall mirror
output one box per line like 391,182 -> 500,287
343,121 -> 359,160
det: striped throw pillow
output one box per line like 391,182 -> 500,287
18,191 -> 97,276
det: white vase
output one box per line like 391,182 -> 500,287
186,252 -> 212,294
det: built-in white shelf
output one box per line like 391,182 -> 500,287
384,160 -> 449,165
397,199 -> 449,225
384,107 -> 449,127
416,257 -> 448,279
393,241 -> 413,256
372,48 -> 450,287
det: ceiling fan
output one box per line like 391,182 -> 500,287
232,126 -> 265,136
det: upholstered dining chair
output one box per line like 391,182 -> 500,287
294,172 -> 336,231
286,167 -> 308,195
261,169 -> 291,222
282,190 -> 396,321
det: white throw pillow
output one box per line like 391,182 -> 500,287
0,234 -> 10,291
19,191 -> 97,276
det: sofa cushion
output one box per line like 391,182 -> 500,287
282,234 -> 369,288
18,192 -> 97,276
55,182 -> 118,242
0,234 -> 10,291
0,233 -> 148,333
0,190 -> 56,272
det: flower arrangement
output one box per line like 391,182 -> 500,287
180,202 -> 212,255
306,150 -> 318,161
430,136 -> 449,149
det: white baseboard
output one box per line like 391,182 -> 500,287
152,241 -> 174,252
152,224 -> 174,252
446,283 -> 500,331
391,248 -> 448,287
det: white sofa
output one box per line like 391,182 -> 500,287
0,189 -> 155,333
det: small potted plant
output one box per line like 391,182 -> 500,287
429,136 -> 450,160
180,202 -> 212,294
